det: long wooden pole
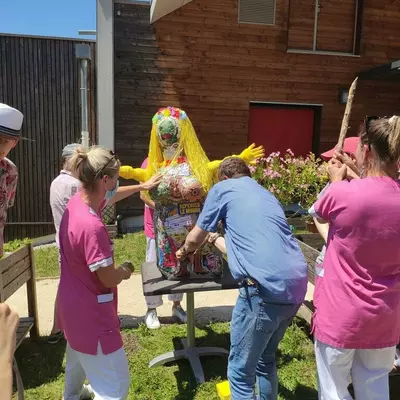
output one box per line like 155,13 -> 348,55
337,77 -> 358,152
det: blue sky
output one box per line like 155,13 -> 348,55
2,0 -> 97,39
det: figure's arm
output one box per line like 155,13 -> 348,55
119,166 -> 148,182
206,143 -> 264,172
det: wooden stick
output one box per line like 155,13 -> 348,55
337,77 -> 358,152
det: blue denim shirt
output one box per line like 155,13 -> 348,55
197,177 -> 308,304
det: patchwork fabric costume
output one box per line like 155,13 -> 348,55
120,106 -> 263,280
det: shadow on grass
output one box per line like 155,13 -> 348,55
119,305 -> 235,330
15,336 -> 66,390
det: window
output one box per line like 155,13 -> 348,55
239,0 -> 276,25
287,0 -> 363,56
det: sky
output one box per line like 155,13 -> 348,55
1,0 -> 97,39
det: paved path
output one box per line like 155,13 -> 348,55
6,275 -> 315,335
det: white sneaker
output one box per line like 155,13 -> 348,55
172,305 -> 187,323
79,384 -> 94,399
145,309 -> 161,329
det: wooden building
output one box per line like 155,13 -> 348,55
0,34 -> 96,239
102,0 -> 400,217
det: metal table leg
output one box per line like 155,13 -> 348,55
149,292 -> 229,384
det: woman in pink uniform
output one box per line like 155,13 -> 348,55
58,146 -> 160,400
310,116 -> 400,400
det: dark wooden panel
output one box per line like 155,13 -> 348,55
287,0 -> 315,50
0,35 -> 96,240
317,0 -> 357,53
114,0 -> 400,217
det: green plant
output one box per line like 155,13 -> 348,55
251,150 -> 329,218
3,238 -> 31,254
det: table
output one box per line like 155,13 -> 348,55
141,260 -> 239,383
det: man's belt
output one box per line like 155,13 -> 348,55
238,277 -> 258,287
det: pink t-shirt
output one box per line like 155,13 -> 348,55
312,177 -> 400,349
141,158 -> 155,239
58,194 -> 122,355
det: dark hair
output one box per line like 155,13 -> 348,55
217,157 -> 251,180
360,116 -> 400,168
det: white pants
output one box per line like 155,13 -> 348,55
145,237 -> 183,308
315,339 -> 395,400
64,342 -> 130,400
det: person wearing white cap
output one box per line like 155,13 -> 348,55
0,103 -> 24,258
48,143 -> 83,345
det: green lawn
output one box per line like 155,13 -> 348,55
15,320 -> 319,400
33,232 -> 146,278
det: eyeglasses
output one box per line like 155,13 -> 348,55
95,150 -> 118,178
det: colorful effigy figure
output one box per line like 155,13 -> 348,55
120,106 -> 264,280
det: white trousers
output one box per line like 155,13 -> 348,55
315,339 -> 395,400
64,342 -> 130,400
144,237 -> 183,308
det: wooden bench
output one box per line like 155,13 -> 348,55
295,238 -> 320,324
0,244 -> 39,400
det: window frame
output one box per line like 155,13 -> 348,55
238,0 -> 277,26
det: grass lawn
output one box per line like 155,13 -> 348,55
33,232 -> 147,278
15,319 -> 319,400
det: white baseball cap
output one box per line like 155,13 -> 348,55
0,103 -> 27,140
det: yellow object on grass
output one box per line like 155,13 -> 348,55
216,380 -> 231,400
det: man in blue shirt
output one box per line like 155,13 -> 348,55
177,157 -> 308,400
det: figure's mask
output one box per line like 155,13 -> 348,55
153,107 -> 187,160
157,117 -> 180,159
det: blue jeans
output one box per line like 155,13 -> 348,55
228,285 -> 301,400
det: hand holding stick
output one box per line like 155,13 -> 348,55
337,77 -> 358,152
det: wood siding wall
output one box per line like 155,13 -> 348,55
0,35 -> 96,240
114,0 -> 400,216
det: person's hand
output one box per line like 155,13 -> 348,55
176,247 -> 194,263
0,303 -> 19,366
208,232 -> 221,244
239,143 -> 265,164
142,174 -> 162,191
328,159 -> 347,183
332,151 -> 360,178
176,248 -> 186,261
119,265 -> 132,280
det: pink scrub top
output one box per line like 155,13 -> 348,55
58,193 -> 122,355
311,177 -> 400,349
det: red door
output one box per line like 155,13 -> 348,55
248,106 -> 315,157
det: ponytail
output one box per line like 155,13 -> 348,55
388,116 -> 400,163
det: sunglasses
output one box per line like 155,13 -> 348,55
95,150 -> 118,178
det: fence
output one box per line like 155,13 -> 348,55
0,34 -> 97,240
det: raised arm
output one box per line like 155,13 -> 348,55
207,143 -> 264,172
119,165 -> 148,182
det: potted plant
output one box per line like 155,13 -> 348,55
250,150 -> 328,232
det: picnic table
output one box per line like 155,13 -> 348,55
141,260 -> 238,384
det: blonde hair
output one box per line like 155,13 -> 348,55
69,145 -> 120,191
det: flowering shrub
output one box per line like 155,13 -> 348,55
251,150 -> 329,213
